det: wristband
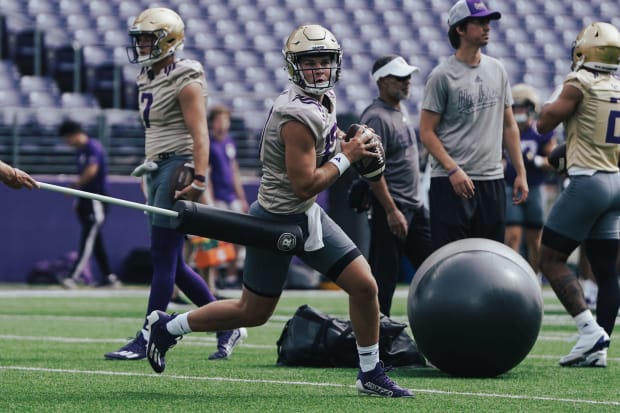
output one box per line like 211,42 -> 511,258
533,155 -> 544,168
328,153 -> 351,176
447,166 -> 460,177
190,182 -> 206,192
194,174 -> 206,183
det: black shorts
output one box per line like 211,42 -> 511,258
429,177 -> 505,251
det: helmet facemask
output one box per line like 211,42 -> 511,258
285,51 -> 341,95
283,25 -> 342,95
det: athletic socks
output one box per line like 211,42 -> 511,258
166,312 -> 192,336
357,343 -> 380,372
574,310 -> 599,335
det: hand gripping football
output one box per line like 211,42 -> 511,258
547,143 -> 566,174
344,124 -> 385,181
168,161 -> 195,202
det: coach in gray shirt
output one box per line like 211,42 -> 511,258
360,55 -> 432,316
419,0 -> 528,250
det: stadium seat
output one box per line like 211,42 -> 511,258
65,13 -> 92,31
27,0 -> 56,15
0,89 -> 24,107
59,0 -> 86,15
203,3 -> 231,20
10,29 -> 47,76
87,0 -> 114,18
34,13 -> 63,31
244,20 -> 268,38
49,44 -> 86,93
96,15 -> 123,33
83,45 -> 112,66
117,1 -> 141,19
177,3 -> 203,19
61,92 -> 101,109
86,63 -> 125,108
103,30 -> 128,48
73,28 -> 100,47
601,2 -> 617,16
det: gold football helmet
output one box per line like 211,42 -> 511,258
283,24 -> 342,95
571,22 -> 620,72
511,83 -> 540,113
127,7 -> 185,67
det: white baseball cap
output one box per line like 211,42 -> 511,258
448,0 -> 501,27
371,55 -> 419,82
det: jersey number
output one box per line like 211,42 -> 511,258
606,110 -> 620,144
141,93 -> 153,128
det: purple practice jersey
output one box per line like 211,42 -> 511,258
504,126 -> 553,186
76,138 -> 108,195
209,135 -> 238,203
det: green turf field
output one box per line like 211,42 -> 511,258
1,285 -> 618,412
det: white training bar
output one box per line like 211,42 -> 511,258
37,181 -> 178,218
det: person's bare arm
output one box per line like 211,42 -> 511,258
537,84 -> 582,134
177,82 -> 209,201
503,106 -> 529,204
0,161 -> 38,189
419,109 -> 475,198
283,120 -> 375,200
369,177 -> 408,239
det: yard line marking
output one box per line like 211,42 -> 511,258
1,365 -> 619,406
0,334 -> 273,349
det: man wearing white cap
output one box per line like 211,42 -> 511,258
359,55 -> 432,316
419,0 -> 528,251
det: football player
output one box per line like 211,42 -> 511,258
144,24 -> 414,398
537,22 -> 620,368
104,7 -> 246,362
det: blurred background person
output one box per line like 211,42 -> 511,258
207,104 -> 249,289
59,119 -> 120,288
503,83 -> 556,284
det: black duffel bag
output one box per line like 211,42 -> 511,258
276,304 -> 426,368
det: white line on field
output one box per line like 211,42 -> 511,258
0,334 -> 273,349
0,365 -> 618,406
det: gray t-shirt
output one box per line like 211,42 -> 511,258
360,98 -> 420,208
422,54 -> 512,179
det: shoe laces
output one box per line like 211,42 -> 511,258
368,362 -> 399,387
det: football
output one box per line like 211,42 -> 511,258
343,123 -> 385,181
168,161 -> 195,202
547,143 -> 566,173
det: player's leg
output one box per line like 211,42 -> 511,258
504,183 -> 525,254
306,210 -> 413,397
67,199 -> 101,286
146,240 -> 287,372
584,238 -> 620,336
541,175 -> 611,366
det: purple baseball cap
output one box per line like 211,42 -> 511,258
448,0 -> 501,27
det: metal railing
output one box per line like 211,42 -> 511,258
0,107 -> 261,176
